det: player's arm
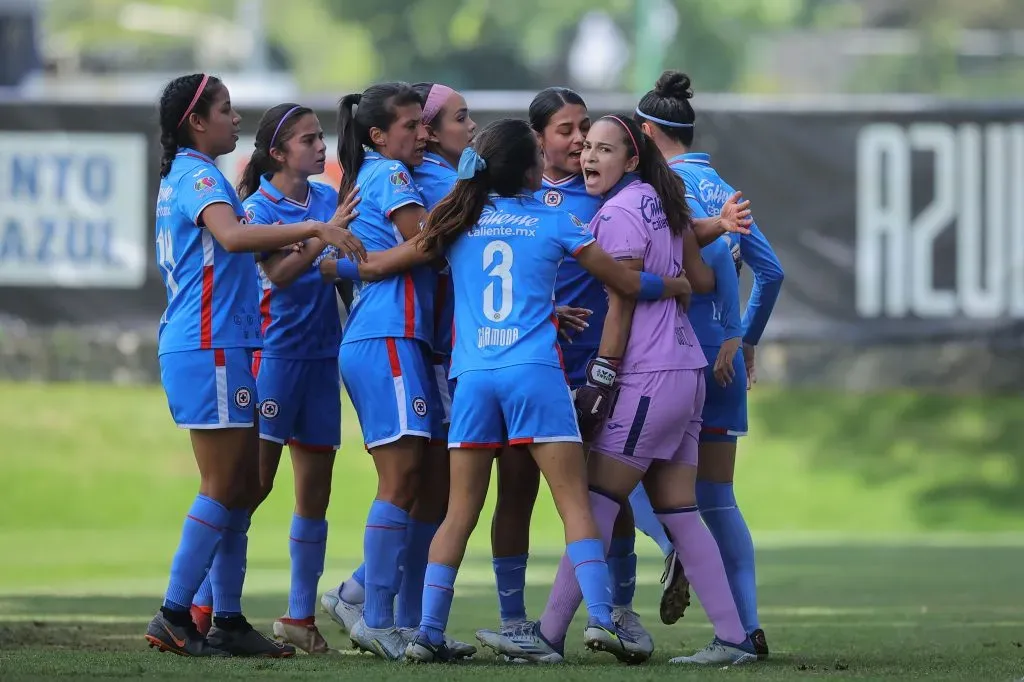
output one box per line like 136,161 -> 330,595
740,223 -> 784,346
319,232 -> 439,283
202,203 -> 365,259
575,242 -> 690,301
706,239 -> 743,387
261,239 -> 328,288
690,191 -> 753,246
682,228 -> 716,294
599,259 -> 639,359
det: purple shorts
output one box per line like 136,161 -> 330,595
591,369 -> 705,472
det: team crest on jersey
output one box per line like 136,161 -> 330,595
543,189 -> 563,207
245,207 -> 256,223
260,399 -> 279,419
412,397 -> 428,417
234,387 -> 252,409
195,176 -> 217,192
390,170 -> 411,187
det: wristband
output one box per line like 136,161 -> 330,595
638,271 -> 664,301
335,257 -> 362,282
585,356 -> 620,389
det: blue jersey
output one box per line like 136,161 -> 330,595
447,194 -> 595,378
413,151 -> 457,358
342,151 -> 434,345
534,174 -> 604,349
685,194 -> 742,348
671,153 -> 784,345
243,175 -> 341,359
156,148 -> 262,355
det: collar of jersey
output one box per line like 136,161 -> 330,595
423,151 -> 455,170
257,173 -> 310,208
603,172 -> 641,202
669,152 -> 710,166
177,147 -> 214,163
542,173 -> 580,188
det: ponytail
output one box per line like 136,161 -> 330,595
336,93 -> 364,201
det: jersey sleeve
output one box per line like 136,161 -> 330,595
176,165 -> 237,227
686,194 -> 709,219
373,163 -> 425,218
704,238 -> 743,340
739,223 -> 784,345
242,197 -> 283,262
589,205 -> 648,261
557,211 -> 596,257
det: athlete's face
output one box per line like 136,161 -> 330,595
273,113 -> 326,178
372,102 -> 429,168
428,92 -> 476,162
539,104 -> 590,178
581,119 -> 638,196
191,83 -> 240,157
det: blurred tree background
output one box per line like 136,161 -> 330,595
41,0 -> 1024,96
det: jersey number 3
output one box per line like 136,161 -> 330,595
483,240 -> 513,322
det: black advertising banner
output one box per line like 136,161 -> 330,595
1,99 -> 1022,346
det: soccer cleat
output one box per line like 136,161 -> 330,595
750,628 -> 769,659
144,610 -> 229,657
668,637 -> 757,665
475,620 -> 563,664
190,604 -> 213,637
399,627 -> 476,659
404,633 -> 457,664
583,617 -> 649,664
659,550 -> 691,625
207,617 -> 296,658
320,584 -> 363,635
349,617 -> 407,661
273,616 -> 330,654
612,607 -> 654,658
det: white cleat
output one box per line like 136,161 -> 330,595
612,607 -> 654,658
349,618 -> 407,661
272,617 -> 331,654
320,584 -> 363,636
669,637 -> 757,666
475,620 -> 563,664
399,627 -> 476,659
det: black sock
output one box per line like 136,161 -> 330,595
213,614 -> 248,630
160,606 -> 192,627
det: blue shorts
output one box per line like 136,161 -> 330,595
340,338 -> 441,449
160,348 -> 256,429
448,364 -> 581,449
559,343 -> 598,390
253,355 -> 341,451
700,344 -> 748,442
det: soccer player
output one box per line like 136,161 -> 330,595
145,73 -> 360,658
633,70 -> 784,658
236,103 -> 359,653
320,82 -> 444,660
321,82 -> 477,660
484,115 -> 757,666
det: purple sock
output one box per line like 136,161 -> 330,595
657,506 -> 746,645
539,490 -> 618,644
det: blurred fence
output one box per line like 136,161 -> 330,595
0,95 -> 1022,389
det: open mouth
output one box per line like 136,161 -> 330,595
583,168 -> 600,181
568,150 -> 582,161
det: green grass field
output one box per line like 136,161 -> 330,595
1,382 -> 1022,680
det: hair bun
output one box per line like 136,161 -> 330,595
654,71 -> 693,100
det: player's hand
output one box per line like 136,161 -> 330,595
318,257 -> 338,282
314,222 -> 366,263
330,186 -> 362,229
717,191 -> 752,235
743,342 -> 757,390
714,337 -> 741,387
573,357 -> 619,441
666,275 -> 692,311
556,305 -> 592,342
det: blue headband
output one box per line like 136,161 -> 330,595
634,107 -> 694,129
457,147 -> 487,179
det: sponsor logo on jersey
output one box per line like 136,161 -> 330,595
195,176 -> 217,192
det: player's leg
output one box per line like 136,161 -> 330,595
405,369 -> 502,663
488,447 -> 539,629
272,358 -> 340,654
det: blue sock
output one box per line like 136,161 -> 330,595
492,554 -> 528,624
418,563 -> 457,646
628,485 -> 673,556
163,494 -> 230,611
210,508 -> 250,618
696,480 -> 760,633
363,500 -> 409,629
193,575 -> 213,608
396,520 -> 438,628
565,539 -> 613,628
607,536 -> 637,607
288,515 -> 328,620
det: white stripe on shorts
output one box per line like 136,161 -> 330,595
215,363 -> 229,424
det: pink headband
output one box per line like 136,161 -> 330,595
604,115 -> 639,157
422,84 -> 455,125
177,74 -> 210,128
